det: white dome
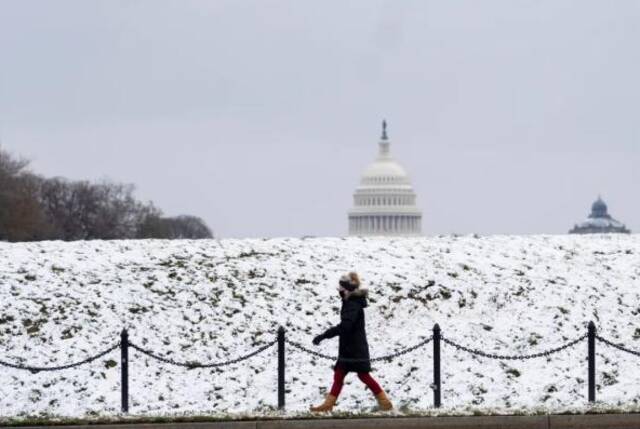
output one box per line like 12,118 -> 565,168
360,158 -> 410,185
358,130 -> 412,186
347,121 -> 422,236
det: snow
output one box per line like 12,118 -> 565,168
0,234 -> 639,419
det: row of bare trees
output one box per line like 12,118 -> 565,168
0,147 -> 212,242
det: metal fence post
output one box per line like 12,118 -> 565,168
278,326 -> 286,410
120,328 -> 129,413
433,323 -> 441,408
588,321 -> 596,403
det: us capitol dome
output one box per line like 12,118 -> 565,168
348,121 -> 422,236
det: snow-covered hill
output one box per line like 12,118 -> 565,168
1,235 -> 639,418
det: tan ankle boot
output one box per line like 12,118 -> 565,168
375,391 -> 393,411
310,394 -> 337,412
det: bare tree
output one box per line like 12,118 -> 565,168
38,179 -> 161,240
1,145 -> 213,242
137,214 -> 213,239
0,148 -> 50,241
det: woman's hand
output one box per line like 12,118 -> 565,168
312,334 -> 324,345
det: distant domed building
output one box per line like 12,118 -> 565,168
569,197 -> 630,234
348,121 -> 422,236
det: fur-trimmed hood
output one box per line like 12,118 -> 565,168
336,285 -> 369,306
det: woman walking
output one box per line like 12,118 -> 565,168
310,272 -> 393,412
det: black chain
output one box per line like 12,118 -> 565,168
442,334 -> 587,361
7,330 -> 630,373
129,339 -> 277,368
286,336 -> 433,363
596,335 -> 640,357
0,343 -> 120,373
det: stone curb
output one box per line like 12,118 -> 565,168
3,414 -> 640,429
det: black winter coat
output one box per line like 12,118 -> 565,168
321,290 -> 371,373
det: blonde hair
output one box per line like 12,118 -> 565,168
348,271 -> 360,287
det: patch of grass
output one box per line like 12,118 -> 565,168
4,408 -> 640,427
505,368 -> 521,378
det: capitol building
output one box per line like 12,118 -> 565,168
348,121 -> 422,236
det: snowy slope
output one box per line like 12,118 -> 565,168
0,235 -> 639,418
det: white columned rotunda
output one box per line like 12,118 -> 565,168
348,121 -> 422,236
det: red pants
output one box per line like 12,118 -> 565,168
329,367 -> 383,397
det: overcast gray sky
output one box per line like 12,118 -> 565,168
1,0 -> 638,238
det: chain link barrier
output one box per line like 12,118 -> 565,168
286,336 -> 433,363
0,343 -> 120,373
7,330 -> 639,375
596,335 -> 640,358
442,334 -> 587,361
129,339 -> 278,368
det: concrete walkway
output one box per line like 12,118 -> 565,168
3,414 -> 640,429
